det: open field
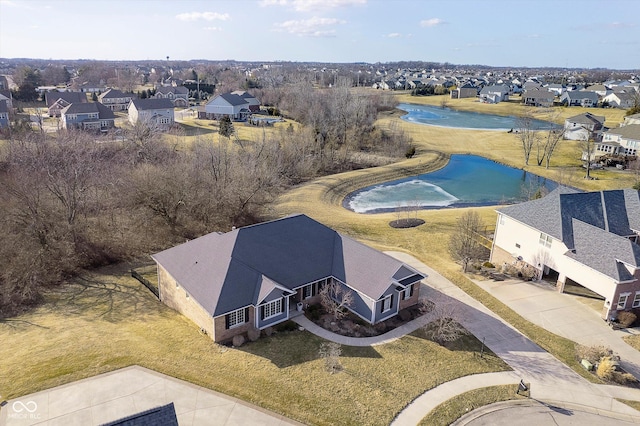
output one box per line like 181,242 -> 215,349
0,264 -> 508,426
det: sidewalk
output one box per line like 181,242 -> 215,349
0,366 -> 301,426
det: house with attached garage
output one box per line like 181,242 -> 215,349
128,98 -> 175,129
60,102 -> 115,132
490,187 -> 640,321
151,214 -> 426,343
199,92 -> 252,121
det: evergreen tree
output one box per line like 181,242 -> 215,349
219,115 -> 234,138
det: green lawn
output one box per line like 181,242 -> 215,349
0,263 -> 508,426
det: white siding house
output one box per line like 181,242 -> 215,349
491,188 -> 640,321
128,98 -> 175,129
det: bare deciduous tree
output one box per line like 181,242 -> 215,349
448,210 -> 486,272
516,113 -> 539,166
319,280 -> 354,320
422,301 -> 468,345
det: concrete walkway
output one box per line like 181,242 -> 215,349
0,366 -> 301,426
294,251 -> 640,425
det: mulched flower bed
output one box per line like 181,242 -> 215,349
306,303 -> 426,338
389,218 -> 425,229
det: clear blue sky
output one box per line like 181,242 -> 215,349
1,0 -> 638,69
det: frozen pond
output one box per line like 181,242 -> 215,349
399,103 -> 557,130
344,155 -> 558,213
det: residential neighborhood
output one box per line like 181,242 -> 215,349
1,11 -> 640,425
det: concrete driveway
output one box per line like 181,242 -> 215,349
472,277 -> 640,380
0,366 -> 301,426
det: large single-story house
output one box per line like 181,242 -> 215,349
153,86 -> 189,107
563,112 -> 606,141
596,124 -> 640,157
45,91 -> 87,117
128,98 -> 175,129
199,92 -> 253,121
99,88 -> 135,111
230,90 -> 260,112
60,102 -> 115,132
151,214 -> 426,343
490,187 -> 640,321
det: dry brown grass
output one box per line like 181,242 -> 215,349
0,264 -> 508,426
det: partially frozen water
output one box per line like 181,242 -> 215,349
344,155 -> 558,213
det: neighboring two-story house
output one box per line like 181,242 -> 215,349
560,91 -> 599,107
564,112 -> 606,141
479,84 -> 510,103
153,86 -> 189,107
60,102 -> 115,132
45,91 -> 87,117
152,214 -> 426,343
99,88 -> 135,111
597,124 -> 640,157
522,89 -> 555,107
128,98 -> 175,128
491,187 -> 640,321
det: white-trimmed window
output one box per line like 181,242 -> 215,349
539,233 -> 552,248
632,292 -> 640,308
227,308 -> 247,328
262,299 -> 283,319
617,293 -> 631,310
303,281 -> 321,299
402,284 -> 414,300
381,295 -> 392,313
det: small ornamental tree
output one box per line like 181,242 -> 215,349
319,280 -> 354,320
448,210 -> 486,272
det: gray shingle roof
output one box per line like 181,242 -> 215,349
45,91 -> 86,107
152,214 -> 425,317
218,93 -> 248,106
60,101 -> 115,118
605,124 -> 640,140
130,98 -> 174,110
99,88 -> 130,100
156,86 -> 188,95
499,188 -> 640,280
565,112 -> 605,126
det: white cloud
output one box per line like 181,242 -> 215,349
608,21 -> 636,29
261,0 -> 365,12
204,26 -> 223,31
387,33 -> 401,38
274,16 -> 346,37
420,18 -> 446,27
175,12 -> 230,22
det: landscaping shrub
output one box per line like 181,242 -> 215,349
617,311 -> 637,328
263,326 -> 274,337
247,328 -> 260,342
307,304 -> 322,321
483,261 -> 495,268
596,356 -> 617,380
275,320 -> 298,332
612,372 -> 638,385
576,344 -> 612,365
232,334 -> 245,347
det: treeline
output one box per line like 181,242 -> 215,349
0,85 -> 411,315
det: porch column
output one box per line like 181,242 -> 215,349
556,273 -> 566,293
